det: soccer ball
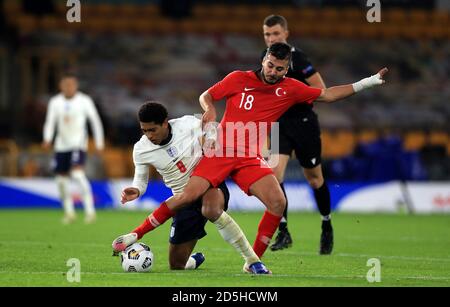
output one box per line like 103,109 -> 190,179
120,242 -> 154,272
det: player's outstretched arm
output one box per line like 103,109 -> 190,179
316,67 -> 388,103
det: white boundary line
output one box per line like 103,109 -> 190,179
2,241 -> 450,263
0,270 -> 448,281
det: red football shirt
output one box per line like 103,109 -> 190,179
208,70 -> 322,157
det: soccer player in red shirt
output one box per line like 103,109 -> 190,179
113,42 -> 388,268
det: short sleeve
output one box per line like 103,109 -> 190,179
291,80 -> 322,105
207,71 -> 242,101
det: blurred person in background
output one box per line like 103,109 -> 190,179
262,15 -> 332,254
42,74 -> 104,224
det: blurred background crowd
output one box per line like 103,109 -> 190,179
0,0 -> 449,181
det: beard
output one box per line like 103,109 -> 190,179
261,71 -> 279,84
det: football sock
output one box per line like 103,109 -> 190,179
184,257 -> 197,270
213,211 -> 260,265
71,169 -> 95,217
132,201 -> 174,239
253,211 -> 282,258
313,181 -> 331,217
56,175 -> 74,216
278,183 -> 288,232
322,219 -> 333,232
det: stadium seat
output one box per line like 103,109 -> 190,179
357,130 -> 379,144
177,19 -> 200,34
334,23 -> 356,38
102,147 -> 131,178
40,15 -> 60,31
3,0 -> 22,25
96,4 -> 116,17
341,7 -> 364,22
429,131 -> 448,147
311,22 -> 336,38
408,9 -> 429,25
81,3 -> 102,19
321,130 -> 355,159
356,23 -> 381,39
385,9 -> 408,25
118,4 -> 140,18
82,17 -> 109,33
400,24 -> 427,39
16,14 -> 38,35
138,4 -> 160,18
108,18 -> 133,33
295,7 -> 317,22
318,7 -> 340,22
335,130 -> 357,156
430,10 -> 449,25
192,5 -> 209,18
54,2 -> 67,15
289,22 -> 314,37
403,131 -> 426,151
232,4 -> 253,19
425,24 -> 447,39
254,5 -> 274,20
208,4 -> 232,20
379,24 -> 402,39
0,139 -> 19,176
274,6 -> 296,21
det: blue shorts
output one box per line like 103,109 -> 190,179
169,182 -> 230,245
53,150 -> 86,174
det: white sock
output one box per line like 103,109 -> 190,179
184,256 -> 197,270
213,211 -> 260,265
322,214 -> 331,221
71,169 -> 95,216
56,175 -> 74,216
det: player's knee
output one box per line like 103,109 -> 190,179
267,192 -> 286,215
201,201 -> 222,221
179,191 -> 199,205
307,177 -> 324,189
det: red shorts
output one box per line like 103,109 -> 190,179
191,155 -> 274,195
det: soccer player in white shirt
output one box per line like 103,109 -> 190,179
113,102 -> 269,273
42,74 -> 104,224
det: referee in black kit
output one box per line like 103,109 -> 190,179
262,15 -> 333,254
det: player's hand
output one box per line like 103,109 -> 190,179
202,109 -> 216,127
94,148 -> 104,156
376,67 -> 389,83
202,138 -> 216,157
121,187 -> 140,205
352,67 -> 389,92
42,142 -> 51,151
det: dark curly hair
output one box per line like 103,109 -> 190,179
138,101 -> 168,125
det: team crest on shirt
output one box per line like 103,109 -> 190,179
275,87 -> 286,97
166,146 -> 178,158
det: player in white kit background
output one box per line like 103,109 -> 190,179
42,74 -> 104,224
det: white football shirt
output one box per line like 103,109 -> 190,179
43,92 -> 105,152
132,115 -> 203,196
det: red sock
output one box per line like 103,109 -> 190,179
253,211 -> 282,258
132,202 -> 174,239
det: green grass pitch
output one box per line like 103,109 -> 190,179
0,209 -> 449,286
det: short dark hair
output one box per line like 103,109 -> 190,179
266,42 -> 292,62
138,101 -> 168,125
60,71 -> 78,80
263,15 -> 288,30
